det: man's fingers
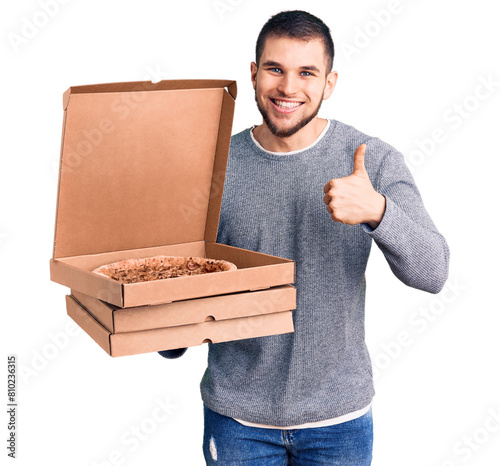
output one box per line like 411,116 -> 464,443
352,143 -> 367,175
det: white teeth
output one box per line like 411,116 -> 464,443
274,100 -> 302,109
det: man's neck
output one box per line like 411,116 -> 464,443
252,117 -> 328,153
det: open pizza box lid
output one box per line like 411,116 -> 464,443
50,80 -> 295,307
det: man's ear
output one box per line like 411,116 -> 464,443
323,70 -> 338,100
251,61 -> 258,90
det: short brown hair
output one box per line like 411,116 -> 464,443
256,10 -> 335,72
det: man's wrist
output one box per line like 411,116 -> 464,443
366,193 -> 386,229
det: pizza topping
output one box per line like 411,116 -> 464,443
92,256 -> 236,284
187,260 -> 200,270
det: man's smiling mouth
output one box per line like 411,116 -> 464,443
270,98 -> 304,109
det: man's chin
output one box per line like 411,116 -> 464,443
264,114 -> 317,138
268,125 -> 300,138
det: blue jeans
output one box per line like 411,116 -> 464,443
202,405 -> 373,465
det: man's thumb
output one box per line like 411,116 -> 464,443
352,143 -> 367,175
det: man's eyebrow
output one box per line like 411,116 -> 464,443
299,65 -> 321,72
260,61 -> 320,73
261,61 -> 282,68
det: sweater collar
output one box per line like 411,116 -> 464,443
249,120 -> 331,156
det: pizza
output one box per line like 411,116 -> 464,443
92,255 -> 237,284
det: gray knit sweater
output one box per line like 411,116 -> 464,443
199,119 -> 450,426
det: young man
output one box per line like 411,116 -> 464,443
161,10 -> 449,465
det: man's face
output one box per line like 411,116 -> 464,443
251,36 -> 337,138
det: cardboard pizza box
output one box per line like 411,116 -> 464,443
66,295 -> 295,357
71,285 -> 296,333
49,80 -> 295,307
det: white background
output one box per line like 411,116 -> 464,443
2,0 -> 499,465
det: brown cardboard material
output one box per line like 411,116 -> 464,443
51,241 -> 294,307
71,284 -> 296,333
66,295 -> 294,357
50,80 -> 295,307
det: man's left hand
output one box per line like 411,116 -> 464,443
323,144 -> 386,229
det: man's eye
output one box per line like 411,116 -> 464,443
301,71 -> 312,76
269,68 -> 282,73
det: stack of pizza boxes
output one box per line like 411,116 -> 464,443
49,80 -> 296,357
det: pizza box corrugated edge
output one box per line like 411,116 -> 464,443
70,284 -> 296,333
50,79 -> 296,308
65,295 -> 295,357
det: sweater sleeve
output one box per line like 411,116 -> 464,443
362,146 -> 450,294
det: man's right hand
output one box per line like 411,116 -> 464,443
158,348 -> 187,359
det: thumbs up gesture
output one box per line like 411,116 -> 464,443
323,144 -> 386,228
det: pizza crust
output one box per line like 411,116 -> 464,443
92,255 -> 237,284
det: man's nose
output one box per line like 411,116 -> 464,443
277,73 -> 298,96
